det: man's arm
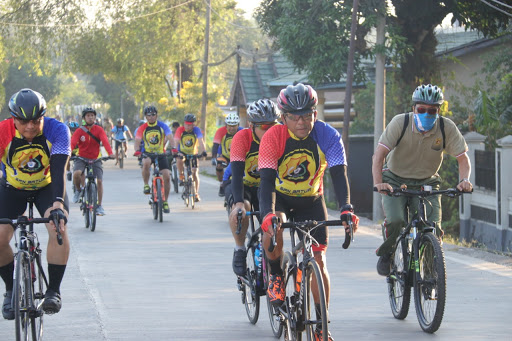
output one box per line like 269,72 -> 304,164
372,144 -> 392,193
456,153 -> 473,192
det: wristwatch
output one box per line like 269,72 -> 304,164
459,178 -> 469,183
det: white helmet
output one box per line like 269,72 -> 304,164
225,113 -> 240,125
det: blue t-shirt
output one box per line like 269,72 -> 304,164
112,125 -> 130,140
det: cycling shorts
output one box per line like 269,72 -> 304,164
226,184 -> 259,213
144,154 -> 169,171
74,158 -> 104,181
0,180 -> 69,219
275,192 -> 328,252
114,139 -> 126,151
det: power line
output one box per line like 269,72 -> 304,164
489,0 -> 512,10
480,0 -> 512,17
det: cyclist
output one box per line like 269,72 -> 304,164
228,99 -> 280,276
212,113 -> 243,197
170,121 -> 180,136
372,84 -> 473,276
174,114 -> 207,202
0,89 -> 71,318
70,108 -> 115,216
133,106 -> 173,213
111,118 -> 134,164
258,83 -> 359,341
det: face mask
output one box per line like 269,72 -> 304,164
414,113 -> 438,132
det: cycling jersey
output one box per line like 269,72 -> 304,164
0,117 -> 71,192
136,121 -> 171,154
230,128 -> 261,187
217,127 -> 243,159
258,121 -> 347,197
71,125 -> 113,159
174,126 -> 203,155
111,125 -> 130,140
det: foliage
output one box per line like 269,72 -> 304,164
438,155 -> 460,238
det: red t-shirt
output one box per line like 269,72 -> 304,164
71,125 -> 113,159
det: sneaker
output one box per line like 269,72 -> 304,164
143,184 -> 150,194
267,274 -> 285,306
163,201 -> 170,213
42,289 -> 62,314
96,205 -> 106,216
73,190 -> 81,203
194,194 -> 201,202
314,327 -> 334,341
66,171 -> 72,181
232,249 -> 247,276
218,185 -> 225,197
2,291 -> 14,320
377,252 -> 392,276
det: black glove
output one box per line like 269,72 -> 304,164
49,208 -> 68,225
340,204 -> 354,224
202,151 -> 207,158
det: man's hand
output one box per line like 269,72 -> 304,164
48,202 -> 67,234
457,178 -> 473,192
261,213 -> 278,236
109,154 -> 115,159
340,204 -> 359,234
374,182 -> 393,194
229,203 -> 246,227
171,149 -> 178,155
134,150 -> 141,157
201,151 -> 207,158
211,158 -> 217,166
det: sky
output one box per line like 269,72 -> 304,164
235,0 -> 263,19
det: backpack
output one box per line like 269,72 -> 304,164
395,113 -> 445,149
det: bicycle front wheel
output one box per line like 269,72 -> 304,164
82,188 -> 89,229
31,254 -> 46,340
156,179 -> 163,223
281,252 -> 300,341
303,260 -> 328,341
88,182 -> 98,232
172,164 -> 179,193
388,236 -> 411,319
119,148 -> 124,169
243,234 -> 260,324
414,232 -> 446,333
190,179 -> 196,209
14,252 -> 32,341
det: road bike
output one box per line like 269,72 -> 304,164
271,217 -> 352,340
180,154 -> 199,209
143,152 -> 168,222
375,186 -> 471,333
72,156 -> 111,232
0,196 -> 63,341
113,138 -> 127,169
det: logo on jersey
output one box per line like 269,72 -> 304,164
280,150 -> 315,184
245,152 -> 260,181
17,150 -> 46,175
146,131 -> 161,145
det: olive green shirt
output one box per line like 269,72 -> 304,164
378,113 -> 468,179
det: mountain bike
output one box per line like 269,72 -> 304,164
271,217 -> 352,341
180,154 -> 199,209
72,156 -> 111,232
0,196 -> 63,341
375,186 -> 471,333
113,138 -> 127,169
143,152 -> 167,222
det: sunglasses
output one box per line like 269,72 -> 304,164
253,122 -> 277,131
416,107 -> 438,115
14,117 -> 43,125
145,113 -> 157,117
285,112 -> 314,122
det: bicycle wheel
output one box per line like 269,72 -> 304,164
119,148 -> 124,169
414,232 -> 446,333
190,179 -> 196,209
88,182 -> 98,232
31,254 -> 46,340
388,236 -> 411,319
172,164 -> 179,193
156,179 -> 163,223
281,252 -> 300,341
303,260 -> 328,341
243,233 -> 260,324
82,187 -> 89,229
152,184 -> 158,220
14,252 -> 31,341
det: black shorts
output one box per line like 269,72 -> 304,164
115,139 -> 126,150
275,192 -> 328,252
0,181 -> 69,219
226,184 -> 260,211
144,154 -> 169,171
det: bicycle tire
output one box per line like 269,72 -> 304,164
172,164 -> 179,193
31,254 -> 45,340
190,179 -> 195,209
388,236 -> 411,319
243,231 -> 260,324
152,184 -> 158,220
414,232 -> 446,333
119,148 -> 124,169
157,179 -> 163,223
303,260 -> 328,341
14,252 -> 31,341
82,187 -> 89,229
88,182 -> 98,232
281,251 -> 300,341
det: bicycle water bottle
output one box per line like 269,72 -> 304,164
255,243 -> 262,287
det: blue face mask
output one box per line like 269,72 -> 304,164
414,113 -> 438,132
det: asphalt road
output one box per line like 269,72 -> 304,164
1,156 -> 511,340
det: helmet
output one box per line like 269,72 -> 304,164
138,120 -> 145,126
67,121 -> 79,129
143,106 -> 157,115
117,118 -> 124,124
247,99 -> 280,123
412,84 -> 444,105
82,107 -> 97,118
184,113 -> 196,123
225,113 -> 240,125
277,83 -> 318,115
9,88 -> 47,120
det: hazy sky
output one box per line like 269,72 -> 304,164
235,0 -> 262,19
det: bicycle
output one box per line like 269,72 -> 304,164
143,152 -> 167,222
270,217 -> 352,341
71,156 -> 111,232
180,154 -> 200,209
375,186 -> 471,333
113,138 -> 128,169
0,196 -> 63,341
234,209 -> 284,337
167,154 -> 179,194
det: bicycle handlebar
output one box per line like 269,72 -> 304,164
71,156 -> 112,163
373,186 -> 472,198
0,216 -> 62,245
235,210 -> 260,235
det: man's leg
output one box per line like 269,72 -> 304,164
161,169 -> 171,201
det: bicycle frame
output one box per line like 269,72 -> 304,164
151,157 -> 165,205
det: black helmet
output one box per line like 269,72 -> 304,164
412,84 -> 444,105
9,89 -> 47,120
277,83 -> 318,115
82,107 -> 97,118
184,114 -> 196,123
247,99 -> 281,123
117,118 -> 124,124
144,105 -> 157,115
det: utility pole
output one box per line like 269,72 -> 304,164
342,0 -> 359,154
373,11 -> 386,222
236,46 -> 241,117
200,0 -> 211,135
